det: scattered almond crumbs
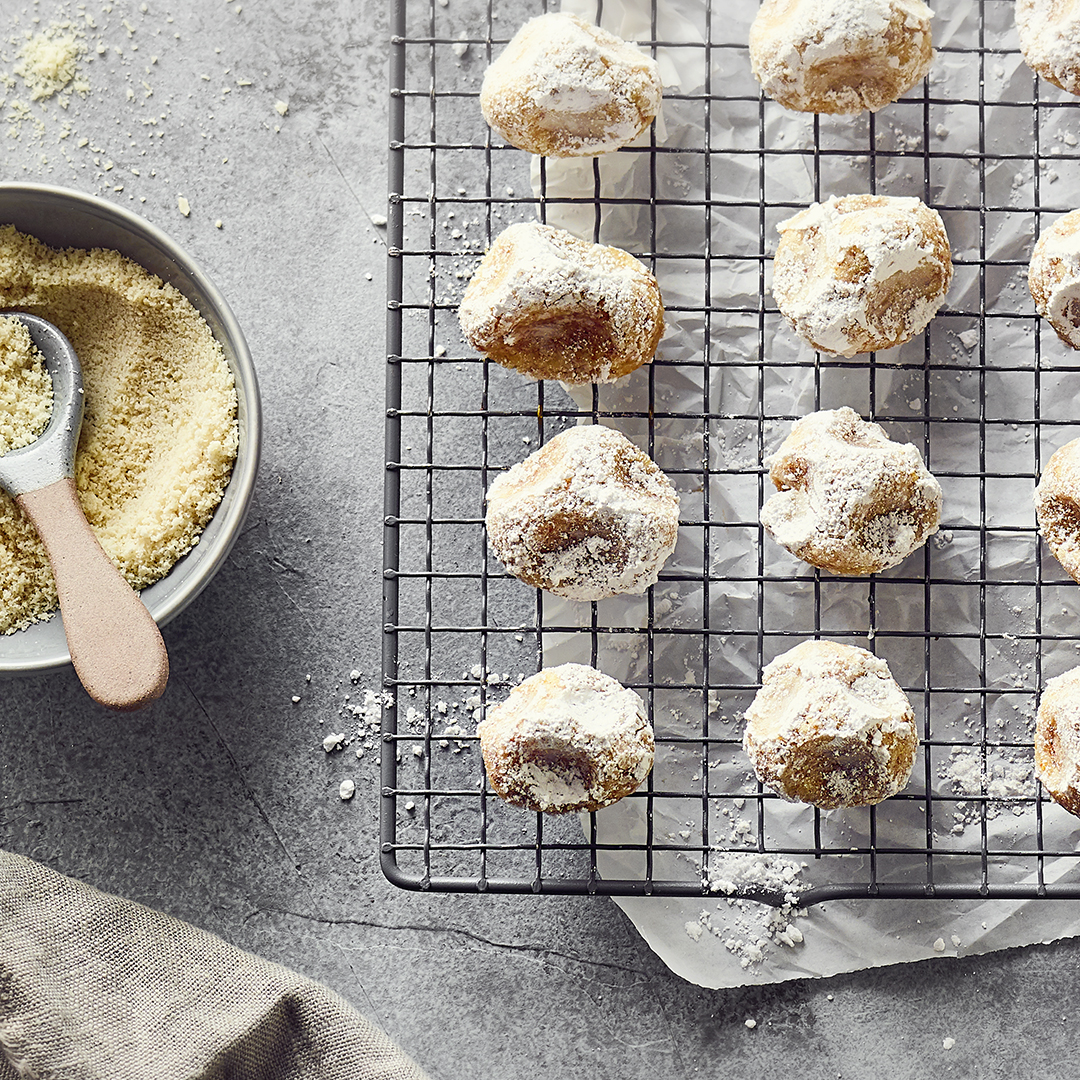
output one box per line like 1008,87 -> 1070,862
13,24 -> 88,102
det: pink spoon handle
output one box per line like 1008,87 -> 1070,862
17,477 -> 169,710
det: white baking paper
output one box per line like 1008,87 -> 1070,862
532,0 -> 1080,987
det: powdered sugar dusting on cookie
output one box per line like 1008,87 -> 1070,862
459,221 -> 664,384
1035,437 -> 1080,583
1029,209 -> 1080,348
1017,0 -> 1080,96
743,640 -> 918,809
477,662 -> 654,813
749,0 -> 934,115
485,423 -> 680,601
480,11 -> 662,157
761,407 -> 942,576
1036,666 -> 1080,817
772,194 -> 952,357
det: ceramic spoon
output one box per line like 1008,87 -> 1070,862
0,313 -> 169,710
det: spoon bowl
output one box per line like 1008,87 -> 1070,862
0,313 -> 83,496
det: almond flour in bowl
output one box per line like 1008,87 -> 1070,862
0,184 -> 260,674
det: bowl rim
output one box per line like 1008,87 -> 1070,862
0,182 -> 262,675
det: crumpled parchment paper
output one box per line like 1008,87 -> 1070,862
532,0 -> 1080,988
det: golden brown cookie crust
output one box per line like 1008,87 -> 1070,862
480,12 -> 662,157
459,221 -> 664,384
749,0 -> 934,115
772,194 -> 952,357
478,662 -> 654,814
485,424 -> 680,601
743,640 -> 918,810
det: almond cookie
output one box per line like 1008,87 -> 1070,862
1017,0 -> 1080,96
749,0 -> 934,115
459,221 -> 664,385
480,12 -> 662,157
1036,666 -> 1080,817
772,194 -> 952,357
1029,209 -> 1080,349
760,407 -> 942,576
478,663 -> 654,814
743,640 -> 918,810
1036,437 -> 1080,582
485,424 -> 679,601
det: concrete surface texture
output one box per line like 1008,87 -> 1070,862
2,1 -> 1080,1078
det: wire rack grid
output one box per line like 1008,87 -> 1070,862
383,0 -> 1080,905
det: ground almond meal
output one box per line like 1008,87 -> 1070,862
0,225 -> 239,634
0,316 -> 52,456
14,25 -> 86,102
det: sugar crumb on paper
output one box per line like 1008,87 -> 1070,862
680,852 -> 809,971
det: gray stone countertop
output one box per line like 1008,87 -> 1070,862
1,1 -> 1079,1078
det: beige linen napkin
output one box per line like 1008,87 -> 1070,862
0,851 -> 430,1080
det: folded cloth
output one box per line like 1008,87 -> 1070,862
0,851 -> 431,1080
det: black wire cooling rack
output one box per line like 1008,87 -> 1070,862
383,0 -> 1080,905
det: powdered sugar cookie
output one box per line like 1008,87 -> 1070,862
1029,209 -> 1080,348
772,194 -> 952,357
749,0 -> 934,115
459,221 -> 664,385
1036,437 -> 1080,582
485,424 -> 679,601
1036,666 -> 1080,817
743,640 -> 918,810
1017,0 -> 1080,96
480,12 -> 662,157
760,407 -> 942,576
478,662 -> 654,814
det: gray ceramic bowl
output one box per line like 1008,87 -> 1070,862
0,183 -> 261,675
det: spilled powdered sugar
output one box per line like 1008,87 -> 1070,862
686,852 -> 809,969
940,747 -> 1035,832
322,664 -> 524,762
